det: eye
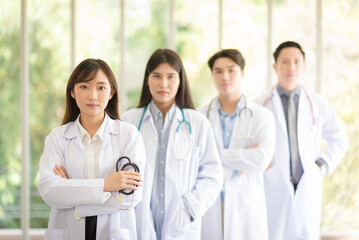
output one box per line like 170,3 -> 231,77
152,74 -> 160,78
80,85 -> 88,90
99,86 -> 106,90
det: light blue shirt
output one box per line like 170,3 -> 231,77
218,97 -> 244,149
149,100 -> 176,240
217,96 -> 245,200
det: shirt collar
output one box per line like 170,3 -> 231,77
149,100 -> 176,124
76,113 -> 108,141
277,85 -> 301,98
217,96 -> 245,117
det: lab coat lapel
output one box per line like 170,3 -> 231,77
63,121 -> 85,178
271,88 -> 288,137
208,98 -> 224,150
167,106 -> 184,160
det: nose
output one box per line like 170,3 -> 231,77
159,77 -> 168,88
89,88 -> 98,100
222,71 -> 230,81
289,62 -> 296,70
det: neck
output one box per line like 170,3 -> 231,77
80,113 -> 105,138
278,82 -> 298,93
153,100 -> 174,116
218,94 -> 242,114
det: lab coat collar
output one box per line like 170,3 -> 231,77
76,113 -> 108,141
63,114 -> 119,141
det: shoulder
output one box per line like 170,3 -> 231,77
302,89 -> 332,110
121,107 -> 145,126
248,101 -> 274,117
183,108 -> 212,130
121,108 -> 144,119
107,117 -> 141,137
252,91 -> 272,106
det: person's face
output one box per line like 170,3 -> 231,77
71,69 -> 114,119
212,57 -> 244,97
148,63 -> 180,107
273,47 -> 305,91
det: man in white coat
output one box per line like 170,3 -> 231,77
200,49 -> 275,240
256,41 -> 349,240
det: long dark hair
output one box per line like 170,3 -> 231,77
62,58 -> 119,125
138,49 -> 195,109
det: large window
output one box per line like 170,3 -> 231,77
0,0 -> 21,228
28,0 -> 70,227
0,0 -> 358,237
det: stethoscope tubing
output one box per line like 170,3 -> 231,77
116,156 -> 140,195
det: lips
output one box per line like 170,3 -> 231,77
157,91 -> 168,95
87,104 -> 98,108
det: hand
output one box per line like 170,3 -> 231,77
265,164 -> 272,171
53,165 -> 69,179
104,171 -> 142,192
251,143 -> 259,149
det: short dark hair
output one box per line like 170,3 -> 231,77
138,49 -> 195,109
208,49 -> 246,71
273,41 -> 305,62
62,59 -> 119,125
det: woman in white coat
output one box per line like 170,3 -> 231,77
200,49 -> 275,240
121,49 -> 223,240
256,41 -> 349,240
38,59 -> 146,240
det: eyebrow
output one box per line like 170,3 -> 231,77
151,72 -> 178,75
213,65 -> 236,71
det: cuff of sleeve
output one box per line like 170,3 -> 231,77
103,192 -> 111,203
316,158 -> 329,173
182,195 -> 196,222
73,207 -> 85,224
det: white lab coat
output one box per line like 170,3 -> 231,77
199,99 -> 275,240
121,106 -> 223,240
255,86 -> 349,240
38,117 -> 146,240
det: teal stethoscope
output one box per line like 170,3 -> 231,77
138,104 -> 192,160
206,95 -> 254,138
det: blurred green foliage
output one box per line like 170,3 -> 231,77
0,0 -> 358,232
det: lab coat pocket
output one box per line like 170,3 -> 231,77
44,228 -> 68,240
170,201 -> 191,237
109,227 -> 135,240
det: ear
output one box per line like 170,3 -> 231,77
71,90 -> 75,99
241,70 -> 245,78
273,63 -> 278,73
109,89 -> 116,100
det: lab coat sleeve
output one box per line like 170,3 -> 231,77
38,131 -> 105,209
76,125 -> 146,217
319,98 -> 349,174
182,116 -> 223,221
220,109 -> 275,173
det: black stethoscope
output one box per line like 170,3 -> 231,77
116,156 -> 140,195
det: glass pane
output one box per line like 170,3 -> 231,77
0,0 -> 21,228
28,0 -> 71,228
223,0 -> 268,99
174,0 -> 218,107
125,0 -> 168,109
321,0 -> 359,232
77,0 -> 120,78
272,0 -> 316,90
